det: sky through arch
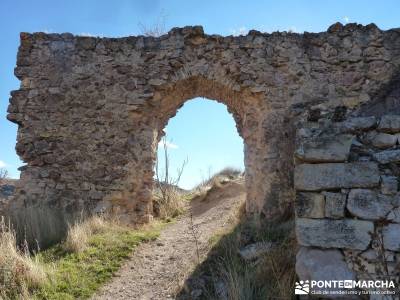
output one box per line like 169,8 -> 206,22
156,97 -> 244,190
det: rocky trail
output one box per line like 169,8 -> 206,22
93,179 -> 245,300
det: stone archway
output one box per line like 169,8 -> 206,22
99,74 -> 293,225
5,24 -> 400,286
150,76 -> 278,216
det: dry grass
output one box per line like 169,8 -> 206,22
63,215 -> 111,253
0,214 -> 164,299
214,217 -> 297,300
190,167 -> 243,202
178,205 -> 296,300
199,167 -> 242,189
255,222 -> 297,299
33,218 -> 163,299
153,186 -> 187,220
0,217 -> 48,299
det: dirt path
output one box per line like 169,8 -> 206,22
93,180 -> 245,300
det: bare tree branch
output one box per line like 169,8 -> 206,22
138,11 -> 168,37
154,135 -> 188,219
0,168 -> 8,185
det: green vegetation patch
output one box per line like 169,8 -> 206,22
33,224 -> 163,300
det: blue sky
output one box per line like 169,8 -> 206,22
1,0 -> 399,188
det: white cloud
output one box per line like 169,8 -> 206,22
343,16 -> 350,23
230,26 -> 248,36
0,161 -> 6,168
158,141 -> 178,149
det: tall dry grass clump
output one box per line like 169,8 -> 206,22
154,135 -> 188,220
153,186 -> 186,219
63,215 -> 112,253
0,217 -> 47,299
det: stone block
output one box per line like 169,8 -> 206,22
337,117 -> 377,132
360,249 -> 395,262
368,132 -> 397,148
381,176 -> 398,195
295,192 -> 325,218
387,207 -> 400,223
296,247 -> 356,297
382,224 -> 400,251
373,149 -> 400,164
296,218 -> 374,250
347,189 -> 393,220
294,162 -> 380,191
324,192 -> 346,219
344,250 -> 379,274
295,134 -> 354,163
378,115 -> 400,133
349,256 -> 398,275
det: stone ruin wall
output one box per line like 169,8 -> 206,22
4,21 -> 400,293
295,113 -> 400,295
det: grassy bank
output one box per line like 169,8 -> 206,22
0,217 -> 165,300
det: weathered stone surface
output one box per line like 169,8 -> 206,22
324,192 -> 346,219
378,115 -> 400,133
7,24 -> 400,287
381,176 -> 398,195
295,134 -> 354,163
382,224 -> 400,251
368,132 -> 397,148
373,149 -> 400,164
337,117 -> 377,132
296,218 -> 373,250
294,115 -> 400,289
347,189 -> 393,220
387,207 -> 400,223
360,249 -> 395,262
295,192 -> 325,218
343,249 -> 395,275
296,247 -> 356,298
294,163 -> 380,191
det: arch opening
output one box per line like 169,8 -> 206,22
157,97 -> 244,189
141,76 -> 291,221
152,97 -> 245,219
146,76 -> 266,219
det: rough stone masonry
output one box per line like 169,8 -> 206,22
295,114 -> 400,297
5,22 -> 400,295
